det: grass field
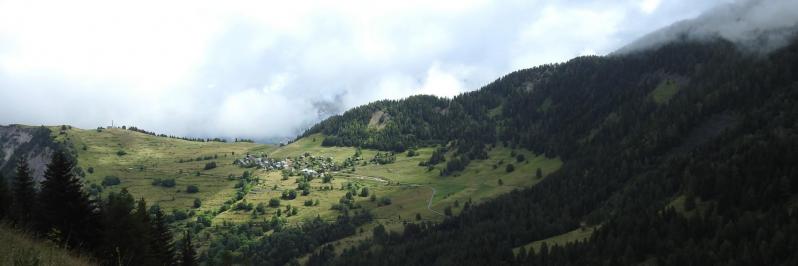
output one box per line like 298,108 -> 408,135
269,133 -> 376,162
651,79 -> 680,105
513,226 -> 598,255
53,128 -> 564,256
0,224 -> 95,266
667,194 -> 712,217
57,127 -> 272,212
355,144 -> 562,219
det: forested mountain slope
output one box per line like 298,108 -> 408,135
0,125 -> 62,181
303,35 -> 798,265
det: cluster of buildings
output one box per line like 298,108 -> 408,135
234,154 -> 290,170
234,153 -> 342,180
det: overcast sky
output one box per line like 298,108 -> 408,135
0,0 -> 735,140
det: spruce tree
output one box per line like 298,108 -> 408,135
180,231 -> 197,266
101,189 -> 142,265
37,151 -> 100,250
133,198 -> 156,265
12,158 -> 36,225
151,208 -> 176,266
0,174 -> 9,219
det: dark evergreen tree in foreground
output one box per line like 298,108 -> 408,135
151,208 -> 176,266
180,231 -> 197,266
37,151 -> 100,250
133,198 -> 157,265
11,158 -> 36,225
100,189 -> 155,265
0,174 -> 9,219
0,150 -> 179,265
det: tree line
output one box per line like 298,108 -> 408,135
0,152 -> 198,265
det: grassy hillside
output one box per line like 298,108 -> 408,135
512,225 -> 598,255
217,133 -> 560,225
198,133 -> 562,264
0,224 -> 94,266
39,126 -> 560,264
56,127 -> 272,211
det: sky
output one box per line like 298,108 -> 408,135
0,0 -> 738,140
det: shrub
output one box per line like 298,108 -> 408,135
269,198 -> 281,207
234,200 -> 253,211
281,190 -> 297,200
89,183 -> 103,196
193,198 -> 202,208
196,215 -> 212,227
359,187 -> 370,197
505,164 -> 515,173
516,154 -> 525,162
162,178 -> 176,187
186,185 -> 199,193
378,197 -> 392,206
203,161 -> 217,170
172,209 -> 188,220
116,150 -> 127,156
102,176 -> 121,187
87,167 -> 94,174
304,199 -> 314,206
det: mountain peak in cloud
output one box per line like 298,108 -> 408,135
617,0 -> 798,55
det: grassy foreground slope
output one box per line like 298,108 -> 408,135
0,224 -> 94,266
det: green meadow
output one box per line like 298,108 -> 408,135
55,128 -> 562,252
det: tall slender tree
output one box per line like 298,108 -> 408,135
132,198 -> 156,265
11,158 -> 36,225
0,174 -> 9,219
37,151 -> 100,250
180,231 -> 197,266
100,189 -> 153,265
151,208 -> 176,266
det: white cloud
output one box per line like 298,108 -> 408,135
511,5 -> 625,68
639,0 -> 662,14
0,0 -> 734,140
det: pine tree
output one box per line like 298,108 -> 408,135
11,158 -> 36,224
180,231 -> 197,266
151,209 -> 176,266
37,151 -> 100,250
0,174 -> 9,219
101,189 -> 144,264
133,198 -> 156,265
